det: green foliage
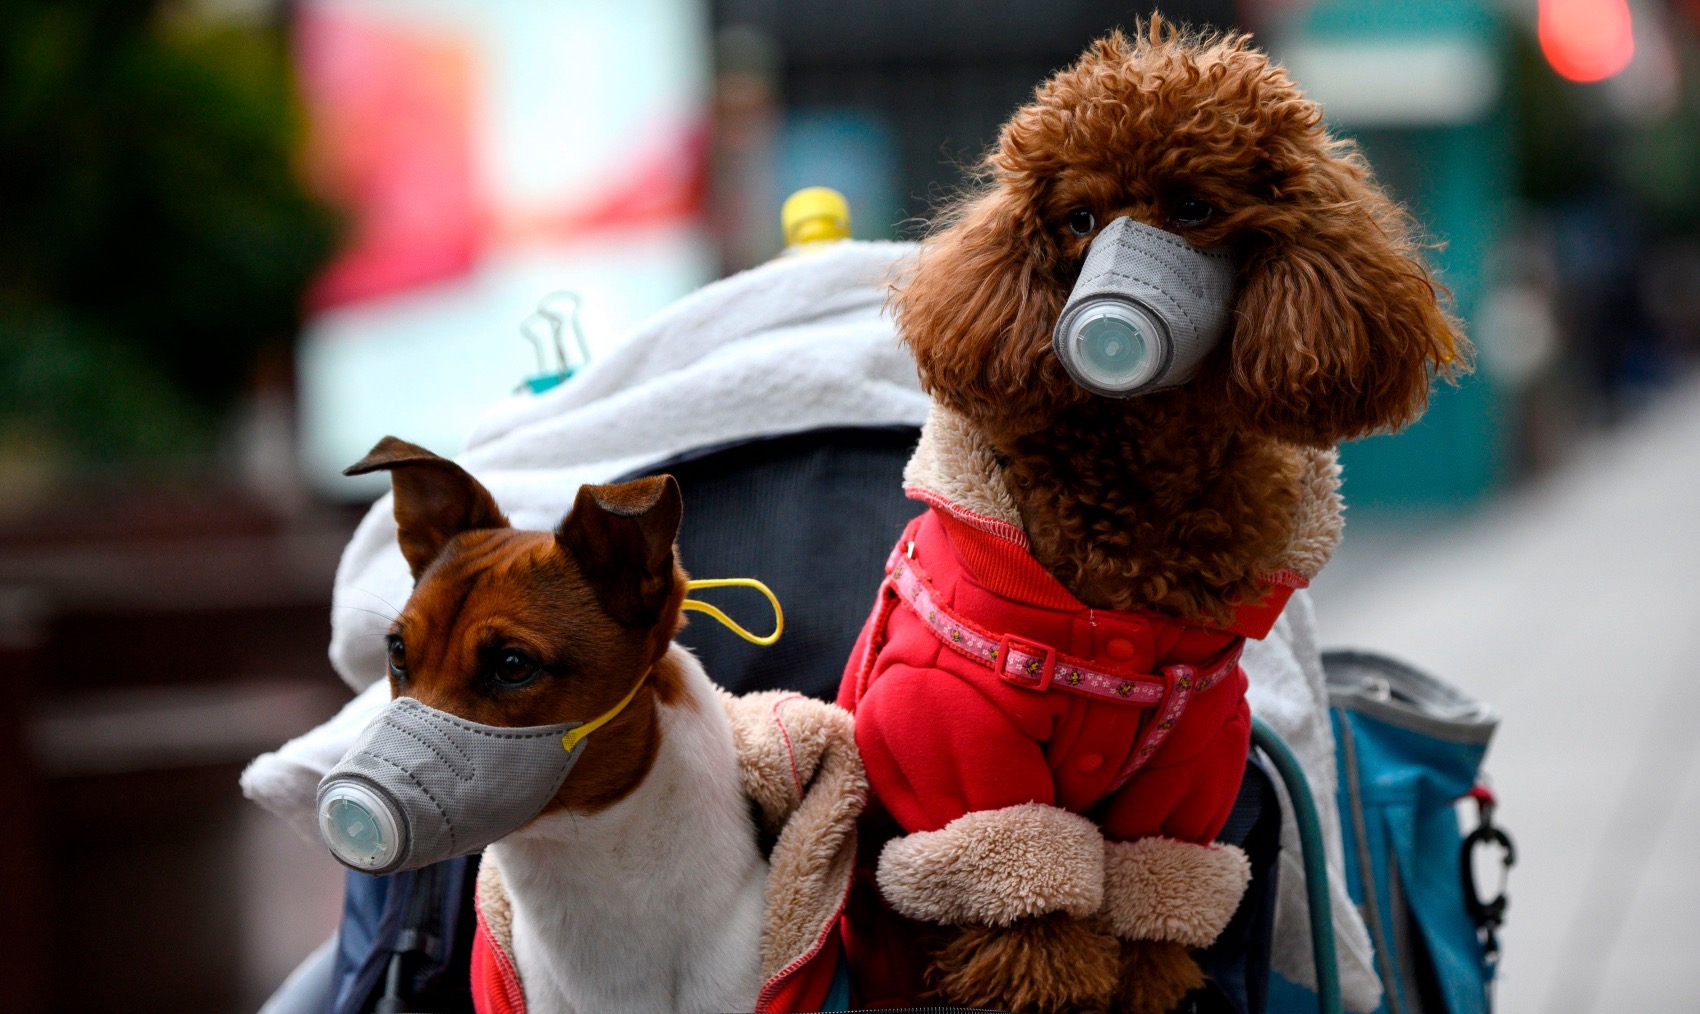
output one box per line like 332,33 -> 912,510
0,0 -> 338,467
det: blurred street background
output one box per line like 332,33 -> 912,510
2,0 -> 1697,1011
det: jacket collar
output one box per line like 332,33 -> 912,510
901,403 -> 1345,632
902,404 -> 1034,549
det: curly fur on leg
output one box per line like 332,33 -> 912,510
1113,939 -> 1204,1014
927,913 -> 1122,1014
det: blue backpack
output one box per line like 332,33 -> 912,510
1271,651 -> 1512,1014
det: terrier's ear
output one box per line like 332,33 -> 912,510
556,475 -> 683,628
345,437 -> 509,579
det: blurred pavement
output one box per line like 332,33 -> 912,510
1311,376 -> 1700,1013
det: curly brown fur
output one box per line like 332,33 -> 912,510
1002,391 -> 1306,622
894,17 -> 1469,621
928,914 -> 1122,1014
1114,939 -> 1205,1014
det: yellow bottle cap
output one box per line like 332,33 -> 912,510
782,187 -> 852,246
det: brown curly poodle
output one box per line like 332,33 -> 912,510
899,17 -> 1467,625
891,17 -> 1469,1014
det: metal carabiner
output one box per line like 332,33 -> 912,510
1460,783 -> 1516,969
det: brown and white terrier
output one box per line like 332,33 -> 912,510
347,437 -> 866,1014
348,437 -> 770,1013
857,19 -> 1469,1014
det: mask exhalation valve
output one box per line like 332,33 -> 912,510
319,780 -> 403,873
1051,216 -> 1235,398
1064,303 -> 1167,395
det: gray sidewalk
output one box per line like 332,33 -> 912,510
1310,377 -> 1700,1013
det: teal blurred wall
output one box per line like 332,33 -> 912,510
1280,0 -> 1515,511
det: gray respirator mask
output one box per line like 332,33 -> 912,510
316,696 -> 601,875
1051,217 -> 1236,398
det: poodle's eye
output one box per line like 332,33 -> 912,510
1174,199 -> 1216,227
1067,209 -> 1096,236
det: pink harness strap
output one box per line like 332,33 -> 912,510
883,541 -> 1242,787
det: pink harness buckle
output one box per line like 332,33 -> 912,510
880,530 -> 1249,788
996,634 -> 1057,691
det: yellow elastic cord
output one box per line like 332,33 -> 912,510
560,666 -> 651,754
681,578 -> 785,646
557,578 -> 782,754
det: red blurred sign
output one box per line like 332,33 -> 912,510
291,0 -> 714,493
296,5 -> 482,311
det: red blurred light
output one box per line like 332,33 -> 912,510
1540,0 -> 1635,82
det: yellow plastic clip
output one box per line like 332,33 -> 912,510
681,578 -> 785,646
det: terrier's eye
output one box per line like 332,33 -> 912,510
491,650 -> 540,687
1174,198 -> 1216,227
1067,208 -> 1096,236
386,637 -> 407,679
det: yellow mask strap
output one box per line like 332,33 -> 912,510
560,666 -> 651,754
680,577 -> 785,646
559,578 -> 782,753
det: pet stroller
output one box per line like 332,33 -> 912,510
246,235 -> 1511,1014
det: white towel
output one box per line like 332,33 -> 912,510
243,238 -> 1378,1008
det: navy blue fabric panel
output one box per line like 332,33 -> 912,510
1194,757 -> 1281,1014
330,871 -> 394,1014
330,857 -> 479,1014
395,856 -> 479,1012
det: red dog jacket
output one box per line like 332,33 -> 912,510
835,493 -> 1301,1005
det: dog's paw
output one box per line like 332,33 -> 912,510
1111,938 -> 1204,1014
926,913 -> 1121,1014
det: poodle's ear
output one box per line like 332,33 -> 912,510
1227,155 -> 1469,446
894,186 -> 1077,430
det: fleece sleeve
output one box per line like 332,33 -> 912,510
852,661 -> 1056,834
